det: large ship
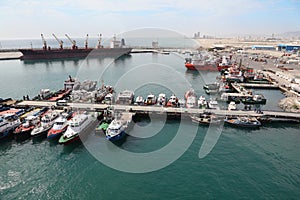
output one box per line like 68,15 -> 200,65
185,53 -> 218,71
19,34 -> 132,60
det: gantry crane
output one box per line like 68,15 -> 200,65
52,34 -> 63,49
41,34 -> 47,50
84,34 -> 89,49
65,34 -> 77,49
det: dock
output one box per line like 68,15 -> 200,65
17,100 -> 300,122
238,83 -> 279,89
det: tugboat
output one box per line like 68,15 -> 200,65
58,112 -> 94,145
225,117 -> 261,128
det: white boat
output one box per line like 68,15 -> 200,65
31,110 -> 59,137
157,93 -> 167,106
47,113 -> 70,139
134,96 -> 144,105
208,98 -> 220,110
185,89 -> 197,108
0,114 -> 21,140
106,112 -> 132,142
144,94 -> 157,105
116,90 -> 134,105
166,95 -> 178,107
228,101 -> 237,111
198,96 -> 207,109
59,112 -> 94,144
103,93 -> 114,104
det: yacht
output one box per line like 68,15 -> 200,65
31,110 -> 59,137
157,93 -> 167,106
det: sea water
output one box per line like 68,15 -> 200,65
0,51 -> 300,199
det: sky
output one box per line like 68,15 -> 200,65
0,0 -> 300,39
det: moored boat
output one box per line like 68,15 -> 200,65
166,95 -> 178,107
0,114 -> 21,140
198,96 -> 207,109
157,93 -> 167,106
31,110 -> 59,137
14,115 -> 40,140
144,94 -> 157,105
134,96 -> 144,105
47,113 -> 71,139
225,117 -> 261,128
191,113 -> 222,125
106,112 -> 132,142
241,94 -> 267,105
185,89 -> 197,108
116,90 -> 134,105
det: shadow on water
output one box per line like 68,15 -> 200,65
31,134 -> 47,144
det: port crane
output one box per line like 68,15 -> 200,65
96,33 -> 103,49
41,34 -> 47,50
65,34 -> 77,49
84,34 -> 89,49
52,34 -> 63,49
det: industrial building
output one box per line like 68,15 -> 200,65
251,45 -> 276,50
277,44 -> 300,52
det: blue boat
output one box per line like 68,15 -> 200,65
225,117 -> 261,128
105,119 -> 126,142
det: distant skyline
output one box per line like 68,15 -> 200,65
1,0 -> 300,39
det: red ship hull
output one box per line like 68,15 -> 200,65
185,63 -> 218,71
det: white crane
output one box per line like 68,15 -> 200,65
41,34 -> 47,50
84,34 -> 89,49
52,34 -> 63,49
65,34 -> 77,49
96,33 -> 102,49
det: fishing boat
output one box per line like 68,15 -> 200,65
225,117 -> 261,128
157,93 -> 167,106
31,110 -> 59,137
166,95 -> 178,107
185,53 -> 218,71
106,112 -> 132,142
14,115 -> 40,140
116,90 -> 134,105
58,112 -> 94,145
185,89 -> 197,108
134,96 -> 144,105
144,94 -> 157,105
241,94 -> 267,105
191,113 -> 222,125
47,113 -> 71,139
0,114 -> 21,140
198,96 -> 207,109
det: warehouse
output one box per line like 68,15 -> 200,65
277,44 -> 300,52
251,45 -> 276,50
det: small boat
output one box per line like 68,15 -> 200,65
203,83 -> 219,90
225,117 -> 261,128
207,98 -> 220,110
47,113 -> 71,139
0,114 -> 21,140
185,89 -> 197,108
106,112 -> 132,142
31,110 -> 59,137
198,96 -> 207,109
103,93 -> 114,104
166,95 -> 178,107
191,113 -> 222,125
217,55 -> 233,71
116,90 -> 134,105
157,93 -> 167,106
241,94 -> 267,105
95,108 -> 114,133
178,99 -> 186,108
58,112 -> 94,145
228,101 -> 237,111
134,96 -> 144,105
144,94 -> 157,105
14,115 -> 40,140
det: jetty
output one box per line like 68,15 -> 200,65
17,100 -> 300,122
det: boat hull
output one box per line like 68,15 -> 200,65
19,48 -> 132,60
106,131 -> 126,142
185,63 -> 218,71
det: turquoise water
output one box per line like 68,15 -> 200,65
1,53 -> 300,199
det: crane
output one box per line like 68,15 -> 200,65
65,34 -> 77,49
96,33 -> 102,49
84,34 -> 89,49
41,34 -> 47,50
52,34 -> 63,49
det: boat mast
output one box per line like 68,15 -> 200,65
52,33 -> 63,49
96,33 -> 102,49
84,34 -> 89,49
41,34 -> 47,50
65,34 -> 77,49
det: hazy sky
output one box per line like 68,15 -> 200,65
1,0 -> 300,39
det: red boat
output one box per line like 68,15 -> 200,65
185,58 -> 218,71
217,55 -> 234,71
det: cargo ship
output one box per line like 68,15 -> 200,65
19,34 -> 132,60
184,53 -> 218,71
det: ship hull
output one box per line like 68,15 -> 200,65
185,63 -> 218,71
19,48 -> 132,60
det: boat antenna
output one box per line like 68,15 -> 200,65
41,34 -> 47,50
85,34 -> 89,49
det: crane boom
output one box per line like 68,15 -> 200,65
52,34 -> 63,49
96,33 -> 102,49
41,34 -> 47,50
65,34 -> 77,49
